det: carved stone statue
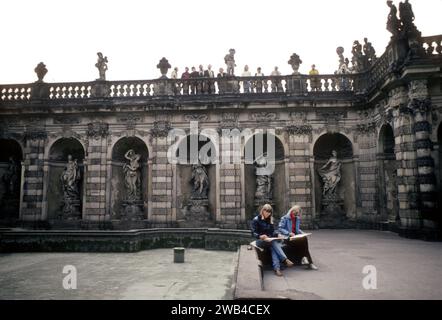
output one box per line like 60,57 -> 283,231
351,40 -> 366,72
157,57 -> 171,79
317,150 -> 342,197
399,0 -> 416,34
386,1 -> 400,38
336,47 -> 351,74
224,49 -> 236,76
95,52 -> 108,81
2,157 -> 20,197
60,155 -> 81,201
363,38 -> 377,66
254,153 -> 273,201
123,149 -> 141,201
190,162 -> 209,199
288,53 -> 302,75
34,62 -> 48,83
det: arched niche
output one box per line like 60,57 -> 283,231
377,124 -> 399,224
243,133 -> 286,220
48,138 -> 85,220
175,134 -> 217,226
0,139 -> 23,222
313,133 -> 355,226
110,137 -> 149,220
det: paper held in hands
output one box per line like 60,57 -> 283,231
289,233 -> 312,240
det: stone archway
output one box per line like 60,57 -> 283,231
0,139 -> 23,223
377,124 -> 399,226
175,134 -> 217,227
110,137 -> 149,221
313,133 -> 355,228
243,132 -> 286,220
48,138 -> 85,220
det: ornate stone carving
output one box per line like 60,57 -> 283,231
118,114 -> 142,130
87,122 -> 109,139
355,122 -> 377,135
157,57 -> 171,79
34,62 -> 48,83
284,124 -> 313,135
316,111 -> 346,122
288,53 -> 303,75
224,49 -> 236,76
408,80 -> 428,100
250,112 -> 277,122
389,86 -> 408,107
95,52 -> 108,81
290,111 -> 307,123
191,162 -> 209,199
151,120 -> 171,137
254,153 -> 273,207
184,114 -> 209,122
410,98 -> 431,115
60,154 -> 82,220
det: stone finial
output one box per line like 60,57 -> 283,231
288,53 -> 302,75
157,57 -> 171,79
34,62 -> 48,83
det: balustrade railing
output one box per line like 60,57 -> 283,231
1,36 -> 441,103
422,35 -> 442,56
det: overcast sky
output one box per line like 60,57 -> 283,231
0,0 -> 441,84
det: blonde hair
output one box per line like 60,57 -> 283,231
289,205 -> 302,216
260,203 -> 274,223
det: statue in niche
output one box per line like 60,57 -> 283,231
34,62 -> 48,83
60,154 -> 81,201
386,1 -> 400,38
95,52 -> 108,81
190,162 -> 209,199
224,49 -> 236,76
123,149 -> 141,201
318,150 -> 342,197
288,53 -> 303,75
254,153 -> 273,200
2,157 -> 20,196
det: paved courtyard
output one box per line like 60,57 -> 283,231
0,249 -> 237,300
0,230 -> 441,300
263,230 -> 442,299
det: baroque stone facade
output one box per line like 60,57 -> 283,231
1,24 -> 441,239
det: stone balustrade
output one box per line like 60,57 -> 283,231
422,35 -> 442,56
0,73 -> 363,102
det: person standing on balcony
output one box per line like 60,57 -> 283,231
309,64 -> 321,91
241,65 -> 252,93
270,66 -> 282,92
181,67 -> 190,95
217,67 -> 227,94
170,67 -> 179,94
204,65 -> 215,94
190,66 -> 199,94
254,67 -> 265,93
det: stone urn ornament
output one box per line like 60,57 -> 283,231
157,57 -> 171,79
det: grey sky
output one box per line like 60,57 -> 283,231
0,0 -> 441,83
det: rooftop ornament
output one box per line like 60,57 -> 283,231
95,52 -> 108,81
157,57 -> 171,79
288,53 -> 302,75
34,62 -> 47,83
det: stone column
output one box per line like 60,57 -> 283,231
390,86 -> 421,233
409,80 -> 438,230
355,123 -> 379,225
150,131 -> 174,227
22,131 -> 46,224
84,122 -> 109,223
286,125 -> 313,228
219,135 -> 242,228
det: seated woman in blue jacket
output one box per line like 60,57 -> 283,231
278,205 -> 318,270
251,203 -> 294,276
